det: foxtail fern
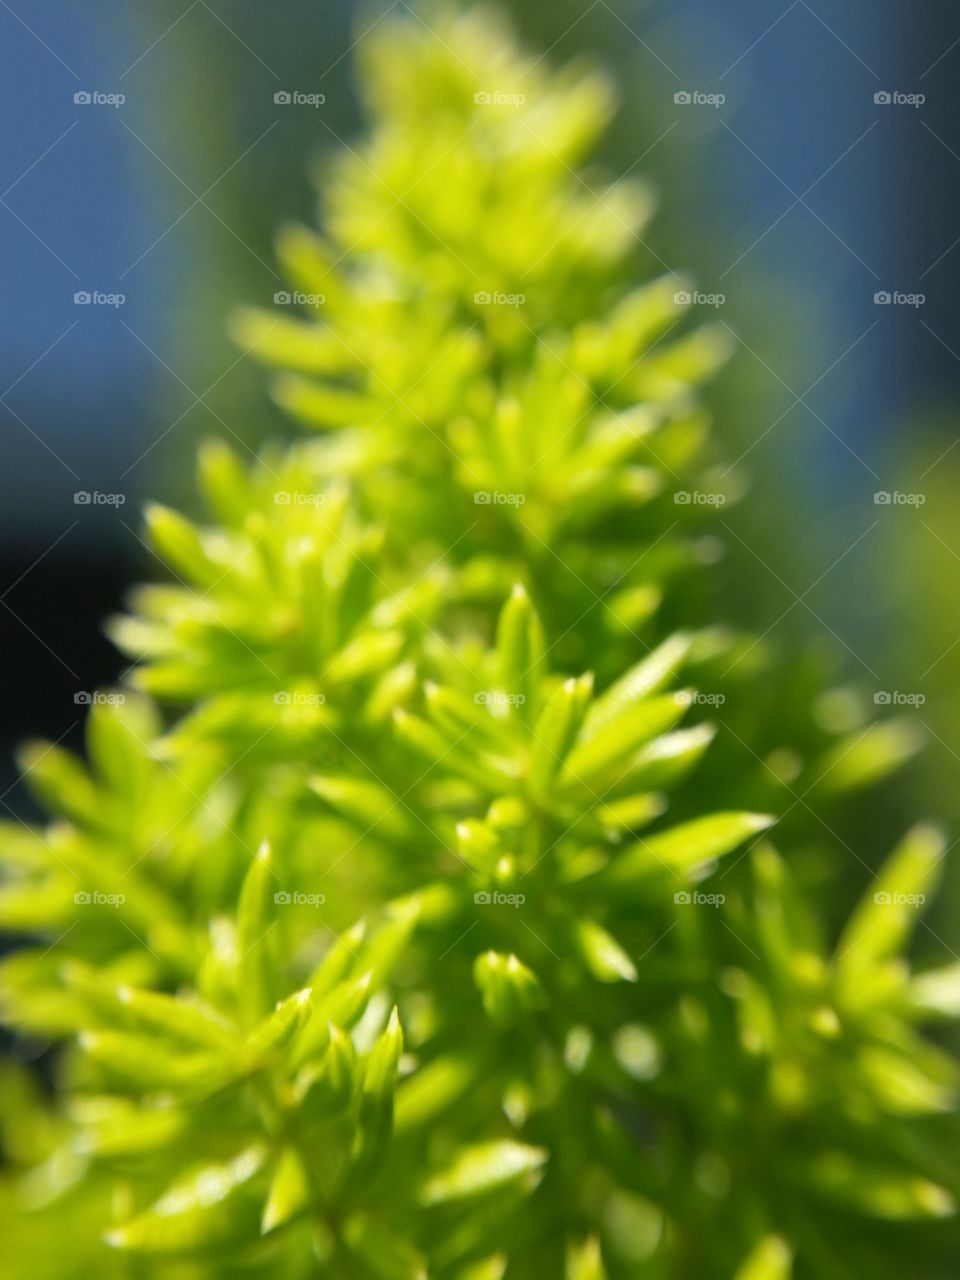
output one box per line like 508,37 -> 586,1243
1,9 -> 957,1280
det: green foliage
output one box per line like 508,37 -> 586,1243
0,8 -> 957,1279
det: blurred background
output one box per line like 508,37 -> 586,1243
2,0 -> 960,917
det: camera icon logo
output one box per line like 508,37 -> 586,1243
274,91 -> 292,105
474,291 -> 491,305
74,291 -> 92,305
73,691 -> 92,705
674,290 -> 692,305
873,891 -> 892,905
874,91 -> 891,105
73,891 -> 92,904
274,490 -> 292,504
873,491 -> 892,504
674,91 -> 692,105
73,491 -> 92,505
674,891 -> 692,904
874,291 -> 891,304
473,491 -> 492,504
674,491 -> 691,504
274,290 -> 292,304
874,691 -> 892,704
474,91 -> 491,105
74,91 -> 92,105
274,691 -> 291,705
474,890 -> 492,904
273,891 -> 292,904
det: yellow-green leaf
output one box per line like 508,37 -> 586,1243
261,1146 -> 310,1234
421,1140 -> 547,1205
